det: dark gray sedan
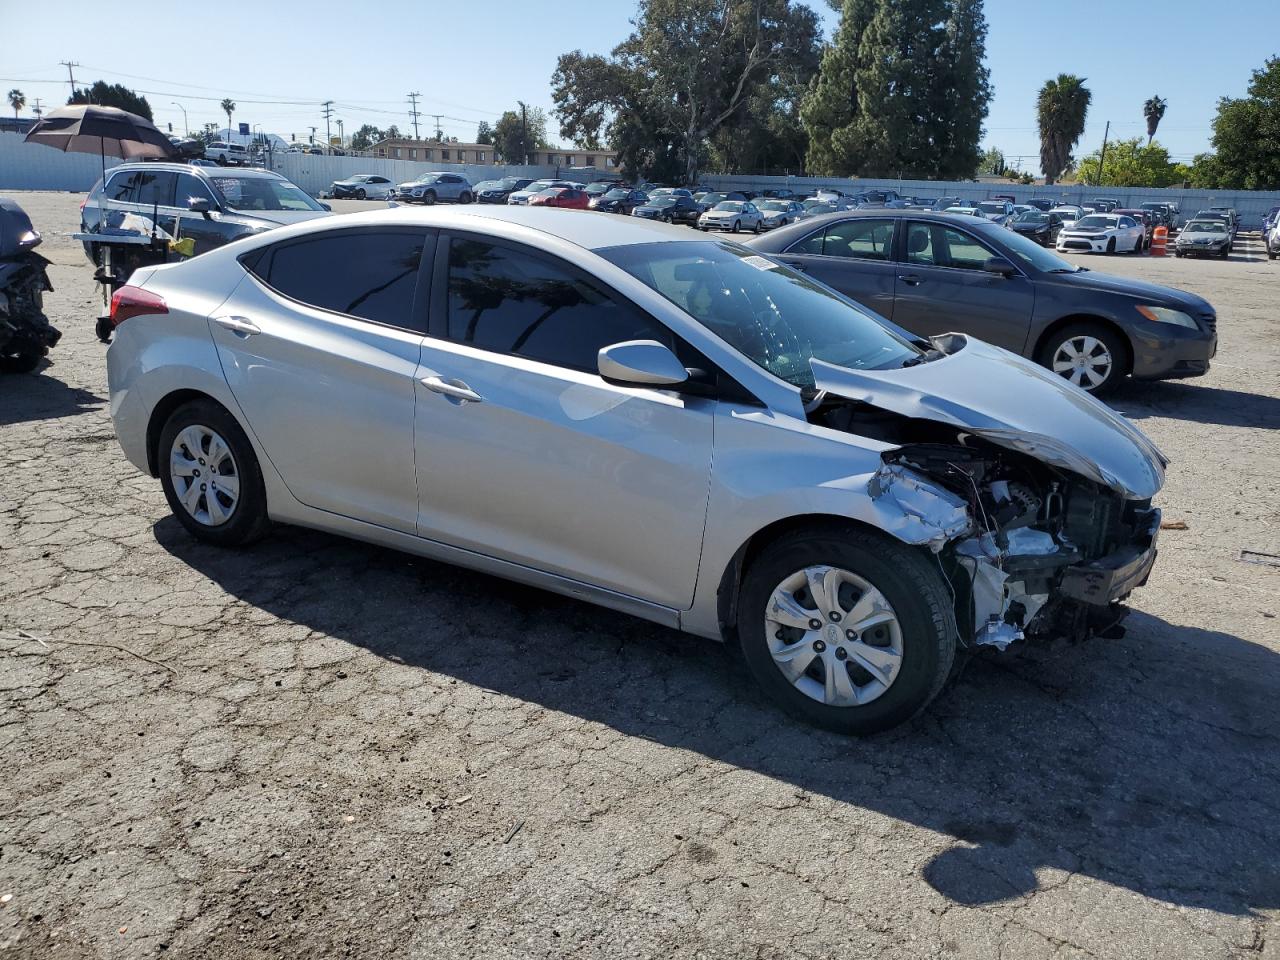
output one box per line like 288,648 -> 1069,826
746,210 -> 1217,393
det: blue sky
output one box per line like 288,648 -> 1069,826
2,0 -> 1277,167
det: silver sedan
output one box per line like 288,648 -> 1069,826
104,206 -> 1166,734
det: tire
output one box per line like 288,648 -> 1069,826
1037,321 -> 1127,395
215,156 -> 227,166
157,399 -> 271,547
0,348 -> 43,373
737,524 -> 957,735
422,190 -> 436,206
732,219 -> 741,233
355,188 -> 366,200
1106,237 -> 1116,254
753,220 -> 762,234
459,191 -> 473,205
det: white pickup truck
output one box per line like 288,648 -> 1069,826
205,141 -> 249,166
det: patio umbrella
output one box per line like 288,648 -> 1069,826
24,104 -> 175,178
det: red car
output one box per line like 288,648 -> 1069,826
527,187 -> 590,210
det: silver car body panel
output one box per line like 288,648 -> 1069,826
809,334 -> 1166,499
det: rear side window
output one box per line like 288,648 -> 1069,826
133,171 -> 175,207
788,219 -> 895,260
250,230 -> 430,332
104,172 -> 137,202
444,237 -> 671,372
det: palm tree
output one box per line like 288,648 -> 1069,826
7,88 -> 25,121
1037,74 -> 1091,185
1143,95 -> 1167,146
221,98 -> 236,140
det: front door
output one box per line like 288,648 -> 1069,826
413,233 -> 713,609
891,220 -> 1036,353
209,227 -> 432,533
773,217 -> 899,319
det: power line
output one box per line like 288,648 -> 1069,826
322,100 -> 334,147
59,60 -> 79,97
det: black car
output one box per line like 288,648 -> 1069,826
472,177 -> 535,204
695,191 -> 748,212
1010,209 -> 1065,246
590,188 -> 649,215
631,195 -> 701,225
1026,197 -> 1057,211
746,210 -> 1216,394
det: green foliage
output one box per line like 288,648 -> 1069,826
7,88 -> 25,119
384,125 -> 401,140
552,0 -> 822,183
475,120 -> 493,145
350,124 -> 383,152
801,0 -> 991,179
1194,57 -> 1280,189
1143,95 -> 1166,145
492,107 -> 549,164
68,81 -> 153,121
1074,137 -> 1179,187
1037,74 -> 1090,184
978,146 -> 1006,176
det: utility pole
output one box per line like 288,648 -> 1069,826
518,100 -> 529,166
309,126 -> 317,146
171,101 -> 188,137
32,98 -> 44,119
322,101 -> 334,150
1096,120 -> 1111,186
336,119 -> 343,147
432,114 -> 442,141
60,61 -> 80,99
407,91 -> 421,140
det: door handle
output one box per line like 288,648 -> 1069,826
420,375 -> 483,404
897,274 -> 923,286
212,315 -> 261,337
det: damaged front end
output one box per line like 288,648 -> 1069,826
812,335 -> 1166,650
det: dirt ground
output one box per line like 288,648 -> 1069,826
1,191 -> 1278,960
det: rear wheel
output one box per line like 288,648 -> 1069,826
1039,322 -> 1126,395
158,400 -> 270,547
737,525 -> 957,735
459,191 -> 473,205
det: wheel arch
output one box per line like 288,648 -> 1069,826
1031,313 -> 1134,377
145,388 -> 232,477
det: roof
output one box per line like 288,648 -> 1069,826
108,161 -> 285,180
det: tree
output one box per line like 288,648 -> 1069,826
384,125 -> 401,140
1194,57 -> 1280,190
801,0 -> 991,179
68,81 -> 153,120
1143,95 -> 1166,146
492,107 -> 548,164
475,120 -> 493,145
1074,137 -> 1178,187
221,99 -> 236,139
977,145 -> 1006,176
7,88 -> 24,120
350,124 -> 383,152
553,0 -> 822,183
1037,74 -> 1090,185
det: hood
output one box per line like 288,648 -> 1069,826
243,210 -> 332,227
1012,221 -> 1048,231
1047,268 -> 1213,313
810,335 -> 1167,499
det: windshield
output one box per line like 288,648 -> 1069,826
760,201 -> 790,211
651,198 -> 677,208
945,207 -> 976,215
208,176 -> 324,212
413,174 -> 440,184
803,199 -> 832,210
1186,221 -> 1226,234
604,189 -> 630,199
599,241 -> 918,388
499,178 -> 526,189
1015,211 -> 1049,223
998,228 -> 1080,273
977,202 -> 1007,215
1075,215 -> 1115,230
474,180 -> 500,191
714,201 -> 745,211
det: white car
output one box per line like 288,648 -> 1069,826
1048,205 -> 1084,227
206,141 -> 249,166
331,175 -> 394,200
1056,214 -> 1145,254
943,206 -> 985,220
698,200 -> 763,233
756,199 -> 805,230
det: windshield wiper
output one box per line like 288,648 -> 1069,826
901,349 -> 943,368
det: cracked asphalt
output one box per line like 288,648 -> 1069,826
1,192 -> 1278,960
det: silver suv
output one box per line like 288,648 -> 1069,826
393,173 -> 473,205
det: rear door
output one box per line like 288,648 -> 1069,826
773,218 -> 898,318
210,226 -> 433,533
891,220 -> 1035,352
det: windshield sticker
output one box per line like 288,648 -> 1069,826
741,254 -> 780,271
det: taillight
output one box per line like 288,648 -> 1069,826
109,285 -> 168,328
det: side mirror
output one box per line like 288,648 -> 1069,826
320,202 -> 332,211
983,256 -> 1016,277
187,196 -> 212,216
598,340 -> 689,388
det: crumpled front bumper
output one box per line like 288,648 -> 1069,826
1059,509 -> 1160,604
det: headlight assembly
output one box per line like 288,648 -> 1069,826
1136,305 -> 1199,329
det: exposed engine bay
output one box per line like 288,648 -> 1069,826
813,398 -> 1161,650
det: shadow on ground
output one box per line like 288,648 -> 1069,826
1111,379 -> 1280,429
0,367 -> 105,427
157,517 -> 1280,918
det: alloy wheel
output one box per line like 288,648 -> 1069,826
764,565 -> 904,707
1051,335 -> 1113,390
169,425 -> 240,527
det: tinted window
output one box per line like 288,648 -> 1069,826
133,171 -> 175,207
175,173 -> 216,208
905,223 -> 997,270
445,238 -> 670,373
820,219 -> 895,260
256,230 -> 428,331
104,172 -> 137,202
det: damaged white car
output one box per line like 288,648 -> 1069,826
105,209 -> 1165,735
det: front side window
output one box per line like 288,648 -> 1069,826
600,241 -> 919,389
445,238 -> 671,373
252,230 -> 428,331
175,173 -> 216,208
209,176 -> 325,212
133,171 -> 175,207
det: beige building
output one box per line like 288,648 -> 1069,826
370,138 -> 621,173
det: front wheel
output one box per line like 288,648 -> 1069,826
0,347 -> 43,373
1039,322 -> 1126,395
738,525 -> 957,735
1106,237 -> 1116,254
158,400 -> 271,547
732,219 -> 741,233
421,191 -> 436,206
355,188 -> 366,200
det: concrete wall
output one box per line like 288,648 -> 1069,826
701,173 -> 1280,229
